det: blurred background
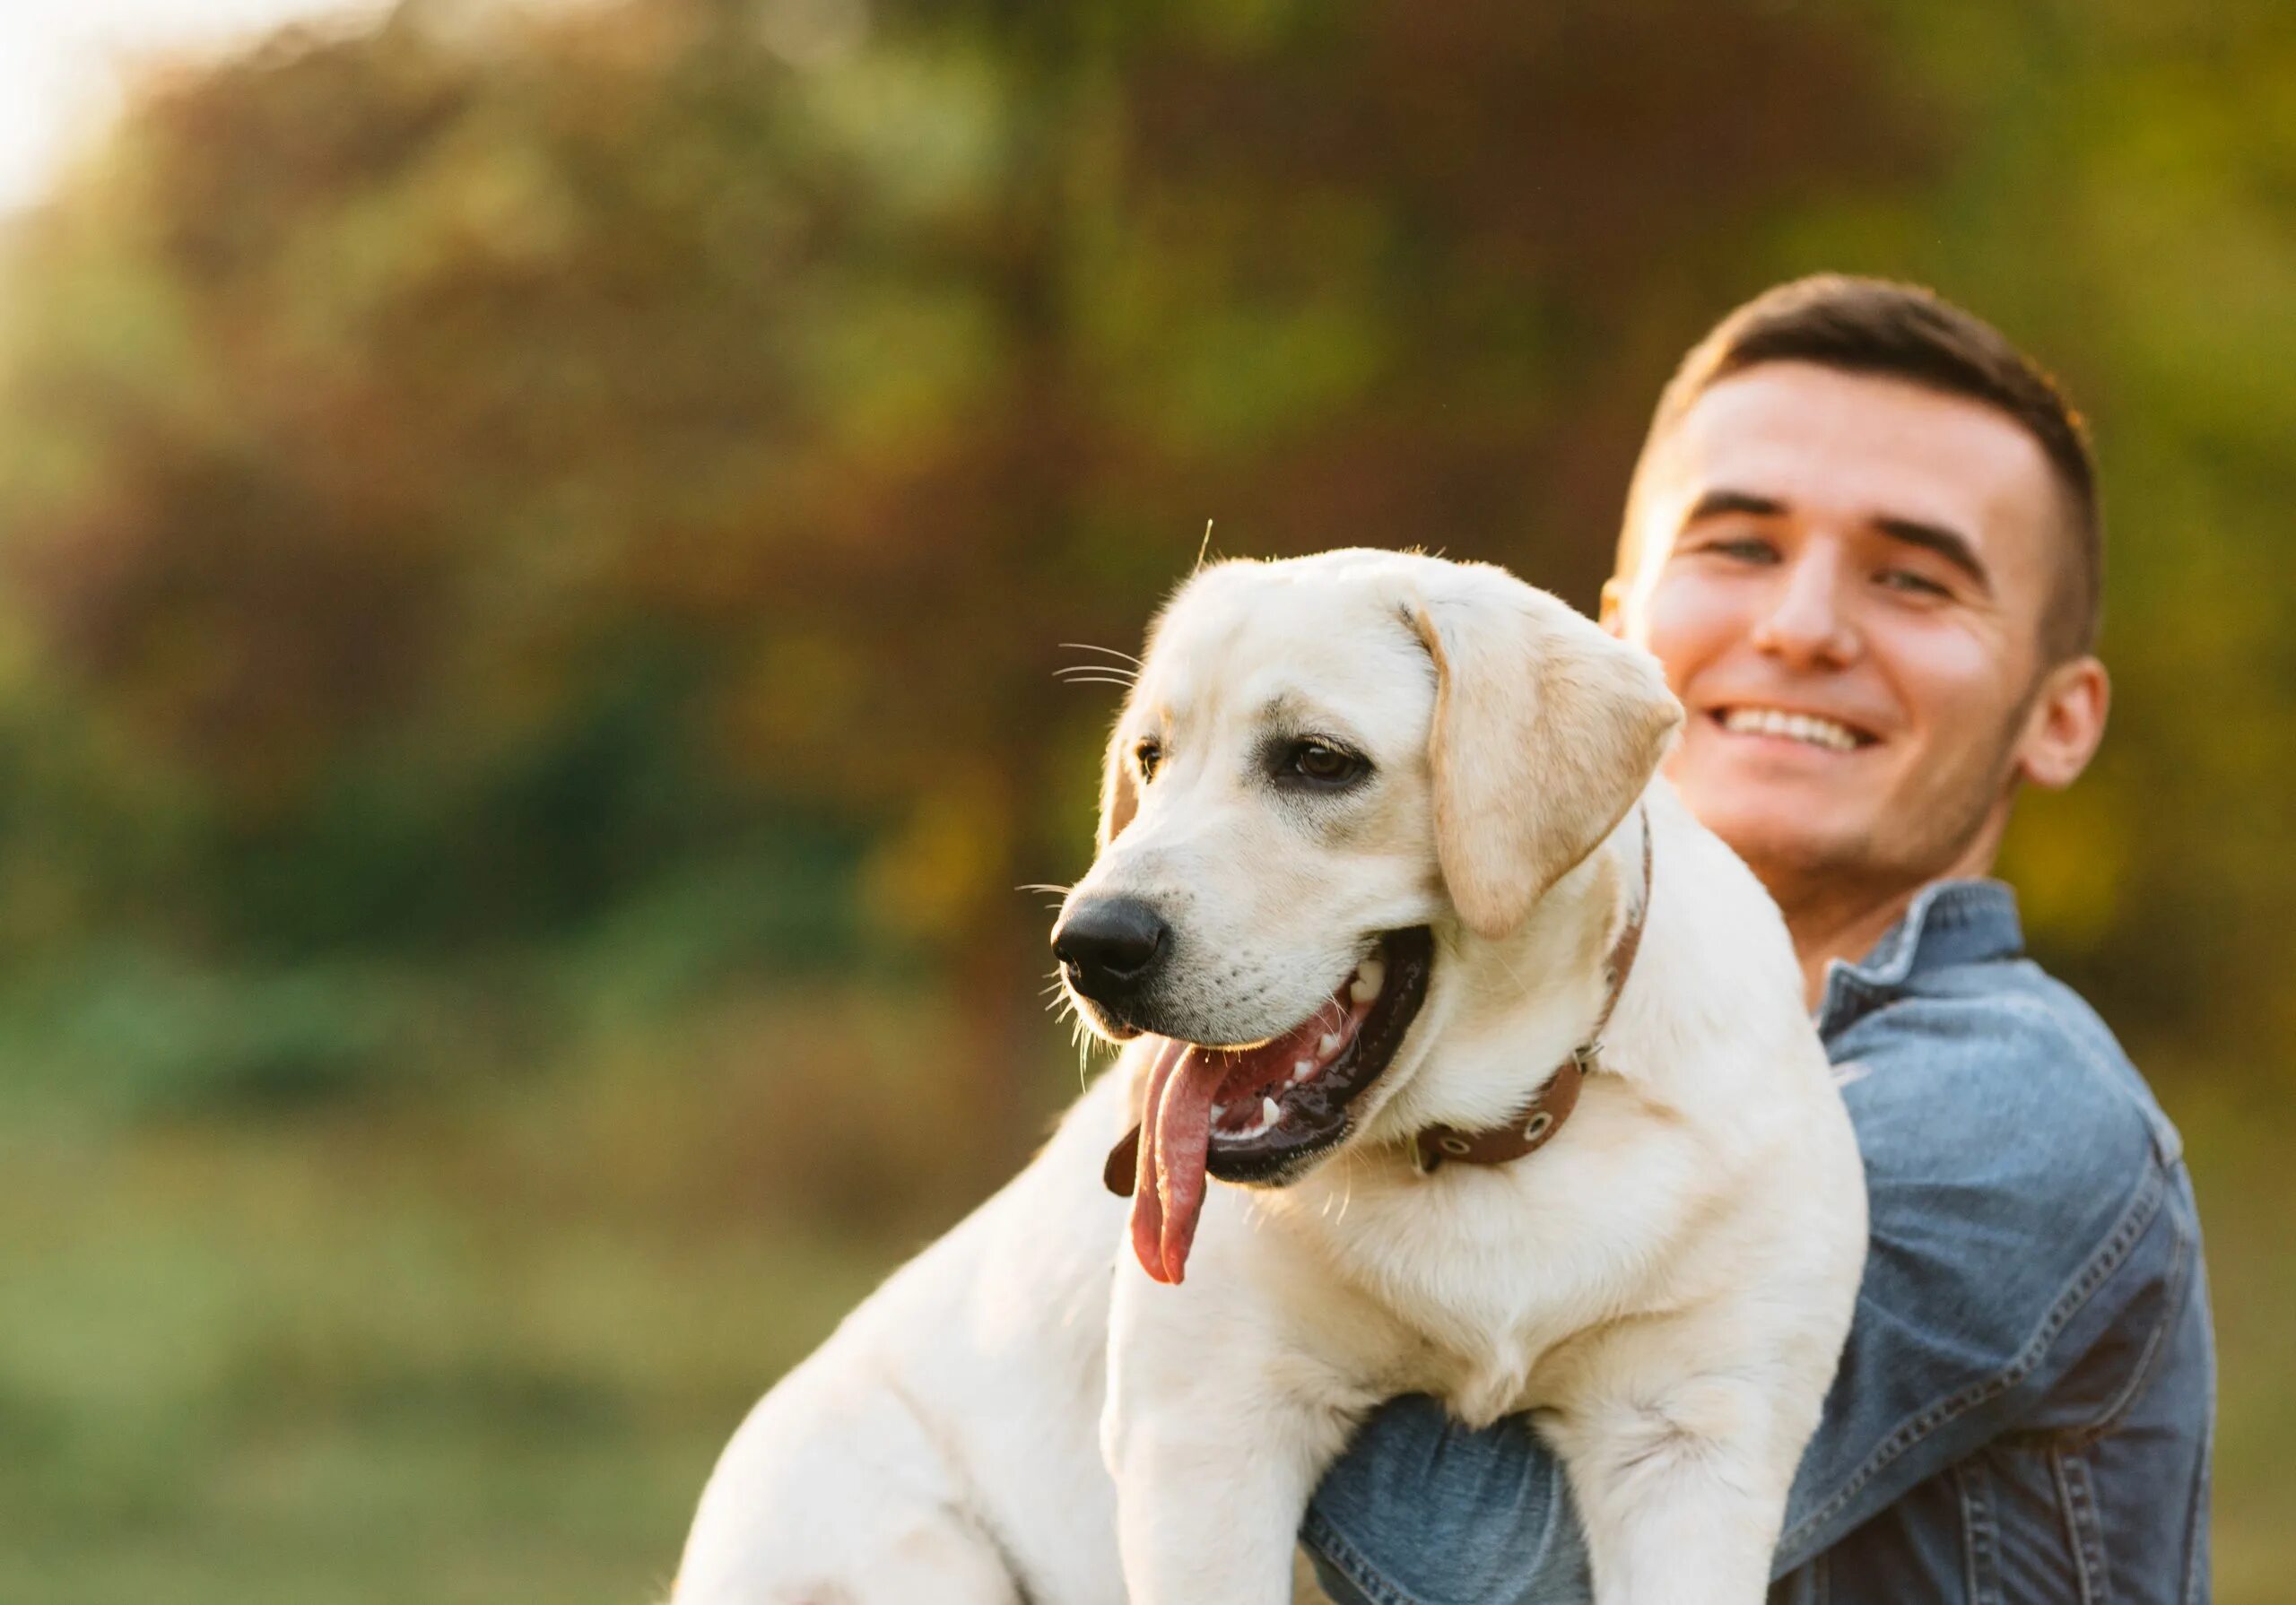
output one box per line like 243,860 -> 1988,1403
0,0 -> 2287,1599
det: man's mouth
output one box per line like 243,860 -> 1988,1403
1109,926 -> 1434,1286
1710,705 -> 1878,753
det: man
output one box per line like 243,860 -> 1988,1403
1301,277 -> 2213,1602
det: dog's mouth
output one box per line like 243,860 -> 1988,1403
1107,926 -> 1434,1285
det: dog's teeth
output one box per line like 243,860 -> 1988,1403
1350,958 -> 1386,1004
1260,1096 -> 1282,1125
1211,1103 -> 1227,1122
1318,1033 -> 1341,1055
1292,1059 -> 1316,1084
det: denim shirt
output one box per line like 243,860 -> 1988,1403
1304,880 -> 2214,1604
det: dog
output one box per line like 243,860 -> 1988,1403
673,549 -> 1866,1604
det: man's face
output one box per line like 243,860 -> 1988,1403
1605,360 -> 2097,900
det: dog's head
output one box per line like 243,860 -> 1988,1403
1052,549 -> 1680,1282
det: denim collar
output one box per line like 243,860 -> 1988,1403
1815,879 -> 2025,1037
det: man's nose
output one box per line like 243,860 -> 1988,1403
1750,551 -> 1859,668
1051,897 -> 1170,1005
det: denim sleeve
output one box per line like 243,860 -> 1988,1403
1302,990 -> 2177,1605
1772,990 -> 2175,1566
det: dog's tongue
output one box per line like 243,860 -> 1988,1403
1130,1037 -> 1220,1284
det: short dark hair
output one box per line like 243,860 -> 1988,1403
1616,275 -> 2102,662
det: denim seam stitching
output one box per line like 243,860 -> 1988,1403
1777,1156 -> 2169,1557
2059,1198 -> 2194,1450
1956,1459 -> 2004,1605
2052,1448 -> 2109,1605
2182,1346 -> 2216,1605
1956,1462 -> 1977,1601
1301,1503 -> 1422,1605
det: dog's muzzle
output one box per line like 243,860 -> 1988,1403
1050,896 -> 1169,1019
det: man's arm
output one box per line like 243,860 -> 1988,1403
1300,989 -> 2190,1605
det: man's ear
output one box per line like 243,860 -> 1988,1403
1097,713 -> 1139,851
1407,571 -> 1682,940
1597,577 -> 1629,638
2016,655 -> 2110,790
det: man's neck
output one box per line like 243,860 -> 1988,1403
1743,784 -> 2018,1010
1770,834 -> 2005,1011
1784,894 -> 1923,1011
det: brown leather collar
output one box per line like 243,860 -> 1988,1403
1411,804 -> 1653,1176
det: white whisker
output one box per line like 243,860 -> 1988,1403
1490,944 -> 1539,1006
1058,642 -> 1143,666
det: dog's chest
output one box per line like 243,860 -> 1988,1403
1283,1118 -> 1712,1427
1282,1190 -> 1632,1428
1371,1260 -> 1604,1427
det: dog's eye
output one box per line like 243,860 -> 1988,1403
1282,739 -> 1368,787
1134,739 -> 1161,783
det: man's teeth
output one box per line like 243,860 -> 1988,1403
1349,957 -> 1386,1005
1721,707 -> 1860,751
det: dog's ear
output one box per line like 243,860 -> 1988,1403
1097,713 -> 1139,851
1406,574 -> 1681,939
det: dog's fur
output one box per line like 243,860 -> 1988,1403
674,551 -> 1865,1604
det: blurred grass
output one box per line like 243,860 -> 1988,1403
1,1012 -> 2284,1603
0,982 -> 1082,1605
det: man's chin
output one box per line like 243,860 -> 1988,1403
1684,793 -> 1878,884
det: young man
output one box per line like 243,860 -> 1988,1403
1302,278 -> 2213,1603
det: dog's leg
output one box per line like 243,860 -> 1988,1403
1105,1415 -> 1329,1603
1102,1389 -> 1348,1604
1101,1271 -> 1362,1605
1544,1373 -> 1802,1605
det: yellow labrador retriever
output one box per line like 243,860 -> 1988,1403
674,550 -> 1864,1605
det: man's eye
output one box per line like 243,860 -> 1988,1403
1134,740 -> 1161,782
1877,568 -> 1950,599
1703,536 -> 1779,564
1282,740 -> 1368,787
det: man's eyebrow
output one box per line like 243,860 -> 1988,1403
1683,489 -> 1785,524
1872,516 -> 1992,594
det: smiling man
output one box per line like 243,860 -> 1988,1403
1302,277 -> 2213,1602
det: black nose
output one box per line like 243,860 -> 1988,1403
1051,897 -> 1170,1002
